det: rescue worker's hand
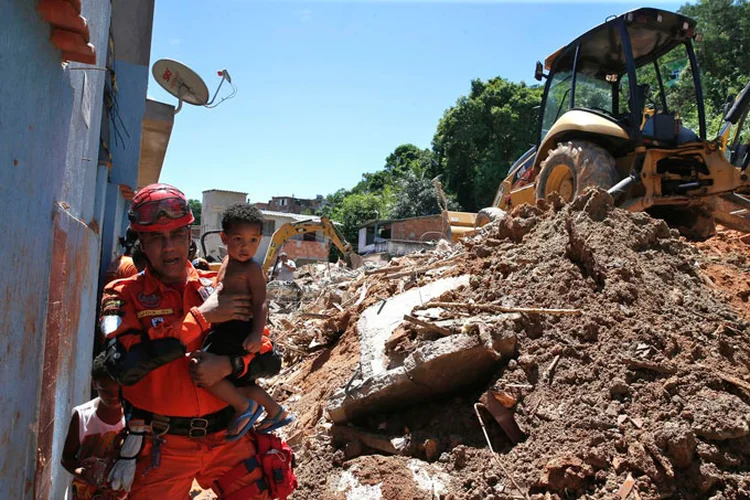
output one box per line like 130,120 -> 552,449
197,283 -> 252,324
188,351 -> 232,387
242,332 -> 263,353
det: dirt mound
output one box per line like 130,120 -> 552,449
269,190 -> 750,499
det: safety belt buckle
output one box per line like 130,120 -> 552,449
189,417 -> 209,438
150,415 -> 171,437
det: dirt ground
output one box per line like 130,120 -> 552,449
260,190 -> 750,499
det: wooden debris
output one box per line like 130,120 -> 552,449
543,355 -> 561,383
624,358 -> 676,374
617,473 -> 636,499
473,403 -> 530,500
332,302 -> 344,312
330,424 -> 409,455
384,325 -> 411,351
504,383 -> 534,390
426,301 -> 582,316
491,390 -> 517,409
301,312 -> 331,319
701,366 -> 750,395
384,255 -> 462,280
402,314 -> 452,336
365,265 -> 405,276
479,392 -> 525,444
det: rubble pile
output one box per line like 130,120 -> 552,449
265,189 -> 750,499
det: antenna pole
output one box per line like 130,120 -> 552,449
174,86 -> 186,115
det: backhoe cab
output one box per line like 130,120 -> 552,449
488,7 -> 750,238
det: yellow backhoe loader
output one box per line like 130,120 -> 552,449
448,7 -> 750,240
261,217 -> 363,277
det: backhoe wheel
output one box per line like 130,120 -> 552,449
535,140 -> 619,203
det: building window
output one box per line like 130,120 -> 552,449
378,224 -> 392,239
262,220 -> 276,236
303,232 -> 316,242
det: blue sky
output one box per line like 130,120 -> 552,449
148,0 -> 682,203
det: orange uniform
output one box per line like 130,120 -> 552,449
103,255 -> 138,286
101,263 -> 271,499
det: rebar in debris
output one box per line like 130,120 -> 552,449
473,403 -> 530,500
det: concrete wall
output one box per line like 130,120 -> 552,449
201,190 -> 249,234
0,1 -> 112,497
99,0 -> 155,283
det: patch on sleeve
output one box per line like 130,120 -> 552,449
101,299 -> 125,316
100,315 -> 122,335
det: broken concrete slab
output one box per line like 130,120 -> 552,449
328,332 -> 509,424
331,424 -> 409,455
357,275 -> 470,380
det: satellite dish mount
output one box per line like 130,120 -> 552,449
152,59 -> 236,114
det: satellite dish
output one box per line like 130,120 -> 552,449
152,58 -> 236,114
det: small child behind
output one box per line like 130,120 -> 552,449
202,203 -> 295,439
62,352 -> 126,499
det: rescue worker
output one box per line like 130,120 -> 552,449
103,229 -> 140,286
100,183 -> 269,499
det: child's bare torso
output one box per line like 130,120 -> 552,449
219,258 -> 254,297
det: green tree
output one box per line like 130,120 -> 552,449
390,172 -> 460,220
432,77 -> 543,211
351,144 -> 437,194
188,199 -> 202,225
679,0 -> 750,113
330,191 -> 394,250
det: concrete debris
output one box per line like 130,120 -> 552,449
264,189 -> 750,500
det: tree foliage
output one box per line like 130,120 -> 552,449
329,191 -> 394,250
188,199 -> 202,226
680,0 -> 750,112
432,77 -> 543,211
390,172 -> 460,220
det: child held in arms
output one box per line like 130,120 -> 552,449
201,203 -> 295,439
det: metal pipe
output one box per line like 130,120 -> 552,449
607,174 -> 637,198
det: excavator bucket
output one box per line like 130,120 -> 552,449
714,193 -> 750,233
443,210 -> 478,242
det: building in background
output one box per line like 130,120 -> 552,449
0,1 -> 172,497
357,214 -> 448,256
201,190 -> 331,266
254,194 -> 324,214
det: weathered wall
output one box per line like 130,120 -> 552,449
98,0 -> 155,283
0,1 -> 111,497
202,190 -> 249,234
391,214 -> 445,242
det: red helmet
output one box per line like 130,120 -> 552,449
128,183 -> 194,232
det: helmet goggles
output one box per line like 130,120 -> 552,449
128,197 -> 190,226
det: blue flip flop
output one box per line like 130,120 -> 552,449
226,400 -> 264,442
256,408 -> 296,434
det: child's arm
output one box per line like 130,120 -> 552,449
61,412 -> 82,475
242,262 -> 268,353
61,411 -> 112,487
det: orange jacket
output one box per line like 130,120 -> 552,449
103,255 -> 138,286
100,263 -> 269,417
